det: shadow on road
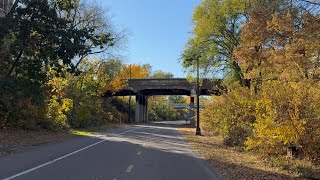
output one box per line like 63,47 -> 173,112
90,123 -> 293,179
0,121 -> 294,180
136,120 -> 194,129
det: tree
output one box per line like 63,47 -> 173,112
235,0 -> 320,157
182,0 -> 249,85
199,0 -> 320,160
106,64 -> 150,93
0,0 -> 124,129
151,70 -> 174,78
148,96 -> 177,122
55,0 -> 125,70
0,0 -> 120,78
182,0 -> 295,87
235,0 -> 320,90
169,96 -> 186,104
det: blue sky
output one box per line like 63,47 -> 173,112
98,0 -> 201,77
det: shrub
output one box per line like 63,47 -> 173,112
202,85 -> 256,146
202,80 -> 320,160
245,81 -> 320,159
46,96 -> 72,130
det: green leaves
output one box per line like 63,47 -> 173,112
182,0 -> 247,82
0,0 -> 121,130
0,0 -> 117,78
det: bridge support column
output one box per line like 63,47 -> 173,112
135,94 -> 148,123
144,96 -> 148,122
188,97 -> 195,127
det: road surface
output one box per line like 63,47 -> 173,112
0,121 -> 220,180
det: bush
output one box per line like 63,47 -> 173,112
202,85 -> 255,147
46,96 -> 72,130
68,98 -> 108,128
202,80 -> 320,160
246,81 -> 320,159
0,78 -> 47,130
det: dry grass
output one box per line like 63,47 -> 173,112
180,127 -> 320,180
0,129 -> 74,157
0,123 -> 123,157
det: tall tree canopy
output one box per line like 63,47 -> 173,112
191,0 -> 320,160
181,0 -> 308,86
0,0 -> 125,129
182,0 -> 249,84
0,0 -> 120,79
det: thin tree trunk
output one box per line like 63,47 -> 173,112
6,49 -> 24,77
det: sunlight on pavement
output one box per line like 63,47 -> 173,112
82,124 -> 198,158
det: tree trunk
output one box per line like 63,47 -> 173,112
6,49 -> 24,77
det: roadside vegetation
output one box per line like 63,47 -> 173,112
0,0 -> 183,131
2,0 -> 319,178
0,0 -> 187,156
0,0 -> 127,131
180,127 -> 320,179
182,0 -> 320,178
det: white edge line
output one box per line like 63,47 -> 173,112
125,165 -> 134,173
3,128 -> 135,180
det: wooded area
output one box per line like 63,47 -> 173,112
0,0 -> 186,131
182,0 -> 320,161
1,0 -> 320,164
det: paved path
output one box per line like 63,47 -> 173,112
0,121 -> 220,180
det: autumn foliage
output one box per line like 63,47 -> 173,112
188,0 -> 320,160
107,64 -> 150,93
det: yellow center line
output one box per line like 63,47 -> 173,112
126,165 -> 134,173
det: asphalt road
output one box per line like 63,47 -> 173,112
0,121 -> 220,180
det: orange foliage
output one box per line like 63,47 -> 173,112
106,64 -> 150,93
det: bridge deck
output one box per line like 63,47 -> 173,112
105,78 -> 223,96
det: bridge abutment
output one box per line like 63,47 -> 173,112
135,94 -> 148,123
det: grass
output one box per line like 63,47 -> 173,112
179,127 -> 320,180
70,123 -> 124,136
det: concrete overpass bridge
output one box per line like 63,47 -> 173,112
105,78 -> 223,124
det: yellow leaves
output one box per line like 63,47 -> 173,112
30,30 -> 39,37
243,81 -> 320,154
46,66 -> 69,96
106,64 -> 150,93
62,98 -> 73,113
46,95 -> 72,130
44,60 -> 116,129
48,96 -> 73,114
236,7 -> 320,84
203,80 -> 320,157
201,85 -> 256,145
200,1 -> 320,158
120,64 -> 149,79
267,12 -> 293,35
48,77 -> 67,95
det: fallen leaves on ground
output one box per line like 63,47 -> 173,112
0,123 -> 123,157
0,129 -> 74,157
179,127 -> 320,180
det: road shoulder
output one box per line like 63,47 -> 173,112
0,125 -> 133,179
179,127 -> 320,179
0,123 -> 123,157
